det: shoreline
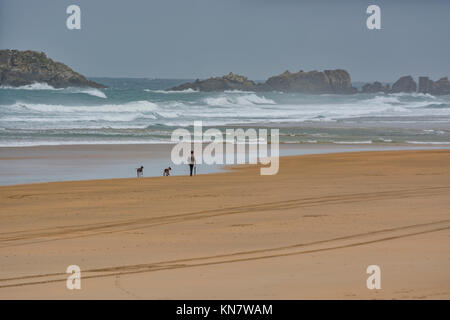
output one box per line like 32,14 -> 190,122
1,143 -> 450,186
1,149 -> 449,299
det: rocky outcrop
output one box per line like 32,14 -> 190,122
260,69 -> 357,94
419,76 -> 450,95
361,81 -> 390,93
170,69 -> 357,94
390,75 -> 416,93
419,77 -> 433,94
364,76 -> 450,95
170,72 -> 256,92
0,49 -> 106,88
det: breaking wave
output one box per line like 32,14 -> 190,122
144,88 -> 198,93
0,82 -> 58,90
9,100 -> 157,113
204,94 -> 275,106
0,82 -> 107,98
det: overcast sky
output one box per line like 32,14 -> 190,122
1,0 -> 449,82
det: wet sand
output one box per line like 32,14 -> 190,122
1,143 -> 448,185
0,149 -> 449,299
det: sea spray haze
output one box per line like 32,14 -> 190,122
1,78 -> 450,147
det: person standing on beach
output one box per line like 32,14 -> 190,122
136,166 -> 144,178
188,150 -> 196,176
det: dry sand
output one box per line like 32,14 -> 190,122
0,149 -> 449,299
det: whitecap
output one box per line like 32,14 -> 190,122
0,82 -> 60,90
390,92 -> 436,99
1,82 -> 108,98
223,90 -> 256,94
68,87 -> 107,98
144,88 -> 198,93
10,100 -> 158,113
204,94 -> 275,107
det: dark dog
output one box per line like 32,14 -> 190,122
136,166 -> 144,177
163,167 -> 172,176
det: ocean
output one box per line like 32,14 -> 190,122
1,78 -> 450,147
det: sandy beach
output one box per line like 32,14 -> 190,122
0,149 -> 449,299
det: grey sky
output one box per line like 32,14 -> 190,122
1,0 -> 449,82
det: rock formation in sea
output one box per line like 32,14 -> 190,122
170,69 -> 357,94
170,72 -> 256,92
260,69 -> 357,94
390,75 -> 417,93
361,76 -> 450,95
360,81 -> 390,93
418,76 -> 450,95
0,49 -> 106,88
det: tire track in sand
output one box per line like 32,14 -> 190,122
0,186 -> 448,248
0,219 -> 449,289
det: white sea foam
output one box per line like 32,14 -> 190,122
11,100 -> 158,113
0,82 -> 60,90
144,88 -> 198,93
204,94 -> 275,107
69,87 -> 107,98
0,114 -> 157,124
0,139 -> 173,148
1,82 -> 108,98
0,82 -> 107,99
223,90 -> 256,94
360,94 -> 448,111
406,141 -> 450,145
204,96 -> 233,107
375,138 -> 393,143
363,95 -> 401,104
390,92 -> 436,99
236,94 -> 276,105
333,141 -> 373,144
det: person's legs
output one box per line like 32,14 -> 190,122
189,164 -> 194,176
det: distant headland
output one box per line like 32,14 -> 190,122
0,50 -> 106,88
